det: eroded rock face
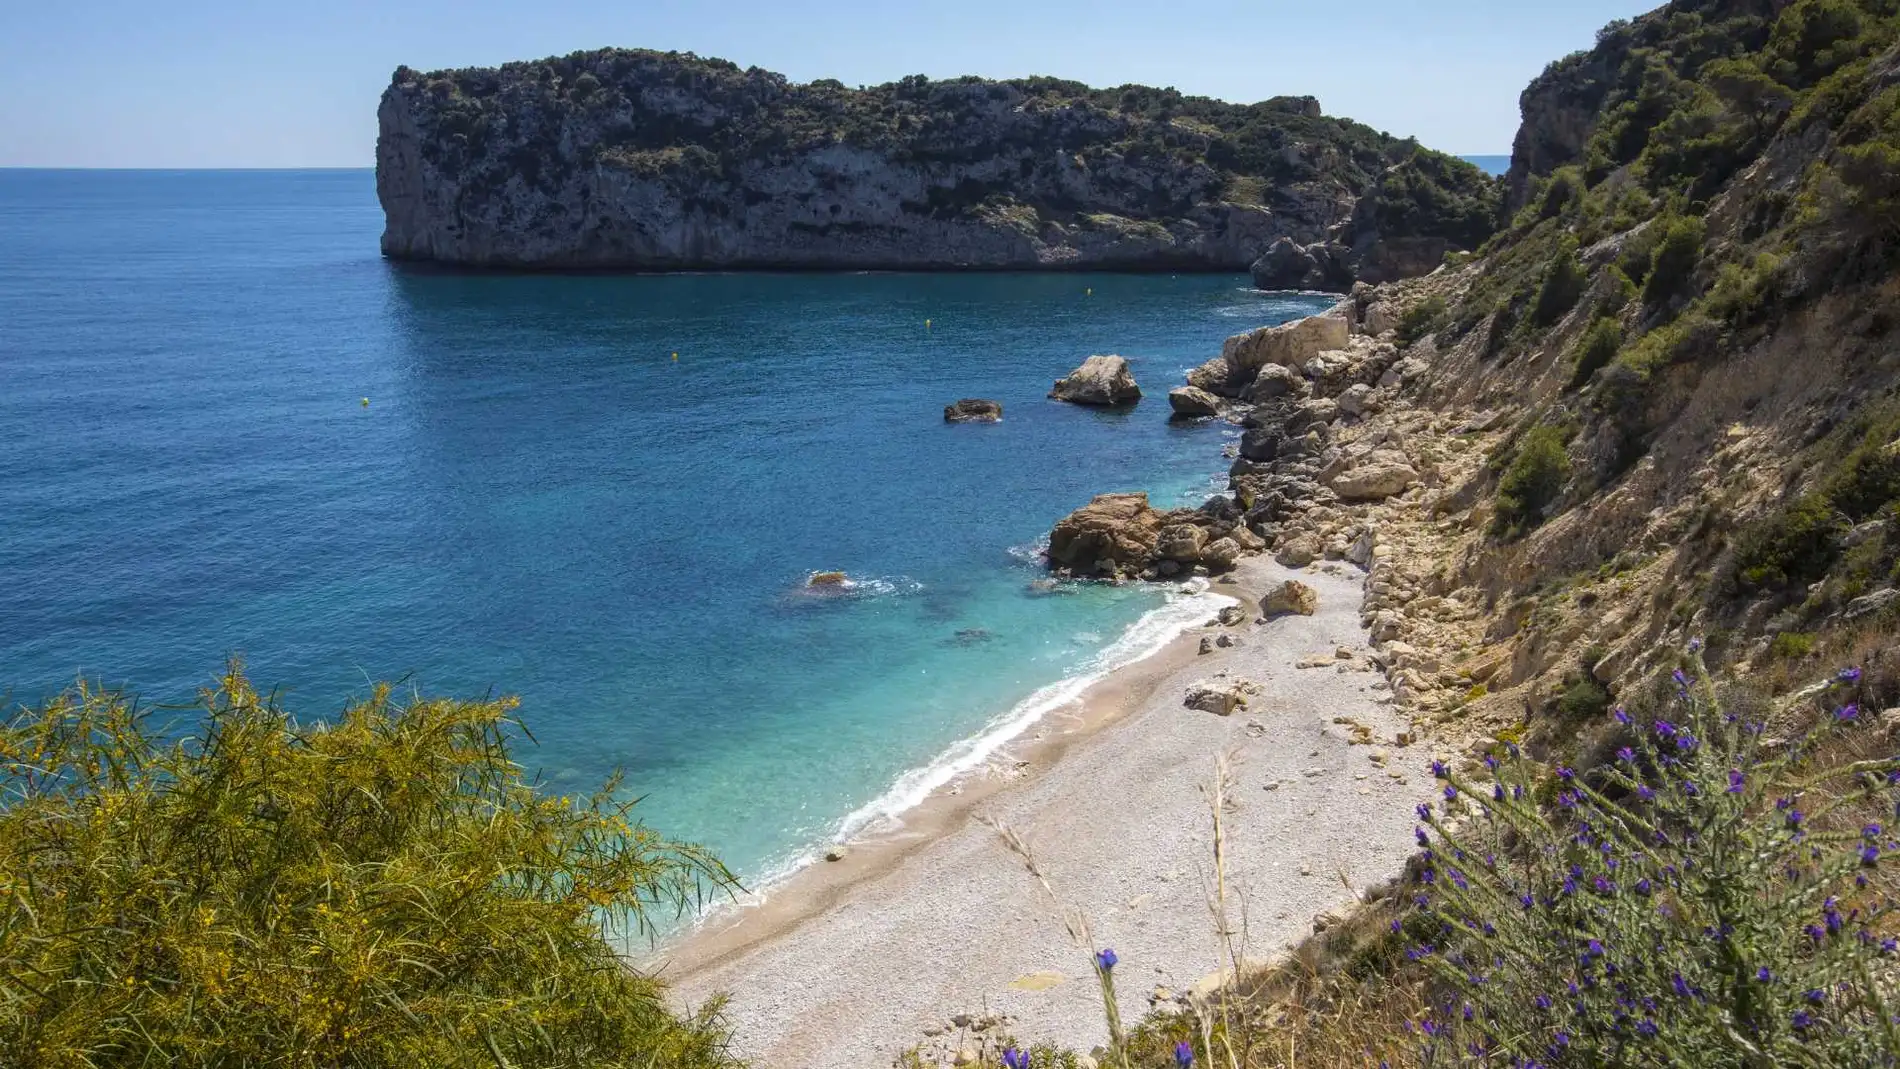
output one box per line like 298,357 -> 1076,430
1223,314 -> 1352,374
944,399 -> 1003,422
1047,493 -> 1166,575
1050,355 -> 1141,405
1168,386 -> 1222,418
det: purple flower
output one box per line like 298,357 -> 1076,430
1417,803 -> 1433,822
1787,808 -> 1805,828
1637,784 -> 1656,802
1757,967 -> 1774,982
1635,878 -> 1651,895
1655,720 -> 1676,739
1618,747 -> 1636,763
1494,783 -> 1506,801
1557,766 -> 1575,781
1520,893 -> 1535,910
1866,823 -> 1884,839
1676,732 -> 1697,751
1094,948 -> 1118,972
1793,1009 -> 1813,1031
1004,1050 -> 1030,1069
1638,1017 -> 1659,1037
1838,704 -> 1860,722
1416,827 -> 1430,848
1614,706 -> 1631,726
1585,939 -> 1604,958
1883,938 -> 1898,954
1806,988 -> 1826,1005
1727,769 -> 1744,793
1535,994 -> 1552,1010
1173,1041 -> 1193,1069
1839,667 -> 1863,685
1864,843 -> 1880,866
1558,789 -> 1579,808
1431,760 -> 1449,779
1595,876 -> 1613,894
1445,785 -> 1458,802
1672,669 -> 1690,688
1687,637 -> 1704,653
1484,754 -> 1499,771
1672,973 -> 1691,998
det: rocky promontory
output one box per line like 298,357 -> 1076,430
376,49 -> 1496,275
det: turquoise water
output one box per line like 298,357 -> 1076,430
0,169 -> 1333,887
1462,154 -> 1512,176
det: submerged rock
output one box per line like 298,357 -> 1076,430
1050,355 -> 1142,406
944,398 -> 1003,423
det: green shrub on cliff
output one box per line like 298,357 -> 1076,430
1569,316 -> 1624,389
0,667 -> 738,1069
1642,215 -> 1707,310
1532,238 -> 1587,327
1495,423 -> 1574,538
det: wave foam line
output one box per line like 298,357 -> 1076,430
744,580 -> 1237,895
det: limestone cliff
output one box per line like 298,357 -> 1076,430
375,50 -> 1495,274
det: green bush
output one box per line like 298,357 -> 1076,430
1412,655 -> 1900,1066
1494,423 -> 1574,537
1733,494 -> 1849,590
0,668 -> 739,1069
1531,238 -> 1588,327
1568,316 -> 1623,389
1642,214 -> 1707,308
1828,437 -> 1900,521
1397,296 -> 1449,346
1769,631 -> 1818,659
1555,671 -> 1613,722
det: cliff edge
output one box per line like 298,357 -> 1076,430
375,50 -> 1497,274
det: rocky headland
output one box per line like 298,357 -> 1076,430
375,50 -> 1497,276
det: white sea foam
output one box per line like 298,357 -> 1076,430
740,579 -> 1235,897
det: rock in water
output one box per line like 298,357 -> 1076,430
1260,580 -> 1319,618
1046,493 -> 1165,576
944,398 -> 1003,423
1167,386 -> 1222,418
1050,355 -> 1141,406
807,571 -> 850,588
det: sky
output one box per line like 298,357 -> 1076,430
0,0 -> 1656,169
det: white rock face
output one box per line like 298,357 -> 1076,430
1329,451 -> 1421,501
1221,314 -> 1352,373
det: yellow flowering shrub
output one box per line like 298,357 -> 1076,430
0,664 -> 740,1068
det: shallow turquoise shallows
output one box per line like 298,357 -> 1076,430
0,169 -> 1334,889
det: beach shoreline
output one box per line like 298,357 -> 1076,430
658,556 -> 1433,1068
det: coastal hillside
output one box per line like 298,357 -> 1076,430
374,50 -> 1497,275
1016,0 -> 1900,1063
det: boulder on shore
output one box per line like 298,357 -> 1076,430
1185,679 -> 1253,716
1260,579 -> 1319,618
1050,355 -> 1141,405
944,398 -> 1003,423
1167,386 -> 1222,418
1329,451 -> 1420,501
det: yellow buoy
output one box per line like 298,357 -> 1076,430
360,397 -> 369,407
1086,287 -> 1092,296
925,318 -> 932,329
672,352 -> 678,361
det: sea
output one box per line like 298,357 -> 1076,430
0,168 -> 1336,896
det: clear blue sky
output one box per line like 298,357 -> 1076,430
0,0 -> 1654,168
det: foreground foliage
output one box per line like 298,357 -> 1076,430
1415,655 -> 1899,1066
0,667 -> 740,1069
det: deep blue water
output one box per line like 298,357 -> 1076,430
0,168 -> 1331,887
